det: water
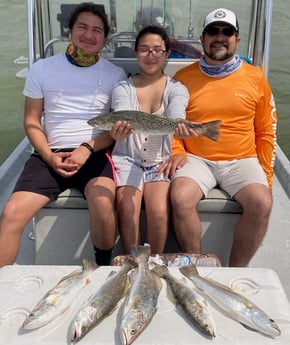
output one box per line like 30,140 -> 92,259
0,0 -> 27,164
0,0 -> 289,164
268,1 -> 290,158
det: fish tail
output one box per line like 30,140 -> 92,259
130,243 -> 151,261
179,263 -> 199,277
124,256 -> 138,269
82,259 -> 98,271
152,264 -> 169,278
200,120 -> 221,141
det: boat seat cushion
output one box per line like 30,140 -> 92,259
44,188 -> 242,214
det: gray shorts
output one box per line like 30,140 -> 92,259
173,154 -> 268,197
114,159 -> 170,191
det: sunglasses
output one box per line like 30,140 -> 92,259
204,26 -> 237,37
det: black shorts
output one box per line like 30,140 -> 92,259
14,148 -> 115,201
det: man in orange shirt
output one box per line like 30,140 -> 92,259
168,8 -> 277,266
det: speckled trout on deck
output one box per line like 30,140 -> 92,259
88,110 -> 221,141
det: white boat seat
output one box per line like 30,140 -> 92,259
33,188 -> 241,266
43,187 -> 242,214
199,188 -> 242,213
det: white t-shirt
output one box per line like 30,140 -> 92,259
23,53 -> 127,148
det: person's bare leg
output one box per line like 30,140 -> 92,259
144,181 -> 170,254
85,177 -> 117,251
115,185 -> 143,253
229,184 -> 272,266
0,191 -> 50,266
170,177 -> 204,253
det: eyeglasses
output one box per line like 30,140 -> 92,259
204,26 -> 237,37
136,47 -> 167,57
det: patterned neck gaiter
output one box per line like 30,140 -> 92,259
199,54 -> 242,77
65,41 -> 100,67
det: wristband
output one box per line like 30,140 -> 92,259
80,142 -> 94,154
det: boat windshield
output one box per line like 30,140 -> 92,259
27,0 -> 272,77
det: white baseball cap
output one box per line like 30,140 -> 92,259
203,8 -> 239,33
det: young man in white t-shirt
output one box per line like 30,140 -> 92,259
0,3 -> 126,266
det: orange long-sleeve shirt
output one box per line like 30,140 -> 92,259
172,61 -> 277,188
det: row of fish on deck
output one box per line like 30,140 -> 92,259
21,244 -> 280,344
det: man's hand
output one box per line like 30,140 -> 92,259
62,146 -> 95,174
175,122 -> 200,139
158,154 -> 187,179
47,152 -> 79,177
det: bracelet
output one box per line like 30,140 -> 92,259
80,142 -> 94,154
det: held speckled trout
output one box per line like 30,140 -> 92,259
22,260 -> 97,330
88,110 -> 221,141
120,244 -> 162,345
152,265 -> 216,338
179,264 -> 281,338
70,258 -> 136,344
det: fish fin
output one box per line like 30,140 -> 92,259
166,283 -> 178,305
180,277 -> 188,284
106,270 -> 117,279
57,269 -> 82,284
57,259 -> 96,284
204,276 -> 235,293
240,322 -> 262,333
152,271 -> 163,293
122,275 -> 131,298
130,246 -> 139,258
201,120 -> 221,141
132,295 -> 141,308
179,263 -> 199,277
128,267 -> 138,283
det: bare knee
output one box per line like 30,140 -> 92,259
117,201 -> 140,229
85,177 -> 116,219
171,178 -> 202,213
246,199 -> 272,223
0,199 -> 27,238
147,209 -> 168,226
236,185 -> 272,219
1,198 -> 24,227
90,198 -> 115,221
1,199 -> 16,220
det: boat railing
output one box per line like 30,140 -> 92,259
274,146 -> 290,199
0,138 -> 32,202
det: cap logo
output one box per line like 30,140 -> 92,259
214,10 -> 227,19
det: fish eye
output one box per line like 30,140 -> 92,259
130,328 -> 136,335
